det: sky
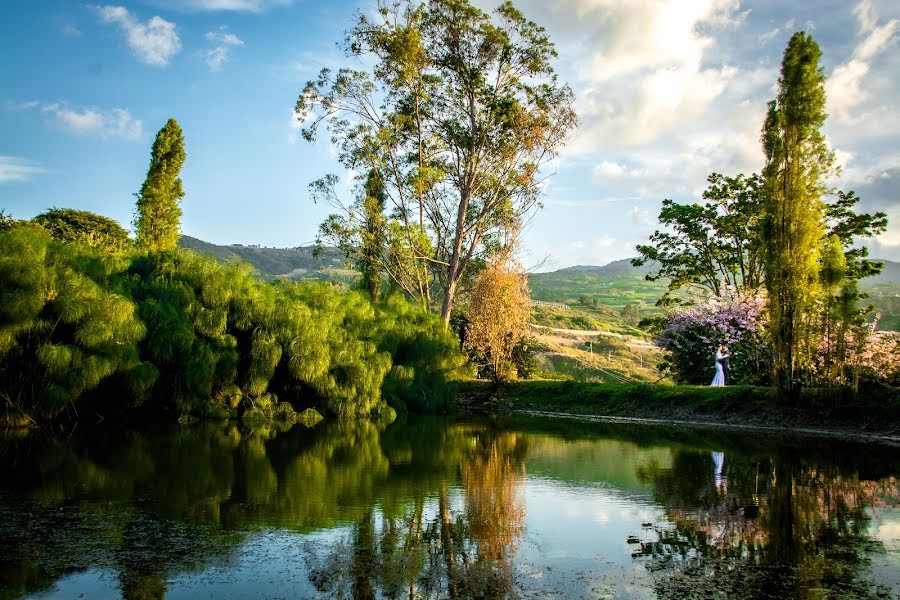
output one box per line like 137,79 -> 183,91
1,0 -> 898,270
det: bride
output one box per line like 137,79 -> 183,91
710,345 -> 729,387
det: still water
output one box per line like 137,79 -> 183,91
0,414 -> 898,599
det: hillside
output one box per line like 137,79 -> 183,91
531,257 -> 900,332
528,258 -> 667,310
178,235 -> 359,284
177,237 -> 899,334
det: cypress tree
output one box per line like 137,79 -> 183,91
360,170 -> 386,301
760,33 -> 834,398
135,119 -> 186,251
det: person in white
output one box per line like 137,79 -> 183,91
710,344 -> 729,386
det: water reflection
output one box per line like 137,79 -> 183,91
0,416 -> 898,599
635,446 -> 900,598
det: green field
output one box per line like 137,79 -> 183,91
528,259 -> 669,310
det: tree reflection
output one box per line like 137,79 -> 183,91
304,428 -> 527,599
636,448 -> 899,598
0,419 -> 528,599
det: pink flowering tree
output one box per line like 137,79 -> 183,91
657,287 -> 771,385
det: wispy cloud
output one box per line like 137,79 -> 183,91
10,101 -> 143,140
93,5 -> 181,66
0,156 -> 46,184
827,0 -> 898,124
204,27 -> 244,71
146,0 -> 291,12
60,23 -> 83,37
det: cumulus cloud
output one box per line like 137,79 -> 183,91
93,5 -> 181,66
23,102 -> 143,140
0,156 -> 45,184
827,0 -> 898,124
205,28 -> 244,71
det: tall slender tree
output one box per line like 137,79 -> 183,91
135,118 -> 186,251
760,32 -> 833,398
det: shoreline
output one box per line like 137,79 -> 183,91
457,379 -> 900,443
470,407 -> 900,446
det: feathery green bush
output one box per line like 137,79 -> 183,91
0,228 -> 465,424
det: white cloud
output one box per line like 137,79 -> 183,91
33,102 -> 143,140
0,156 -> 45,184
147,0 -> 291,12
758,17 -> 795,43
594,236 -> 615,249
593,161 -> 626,177
93,5 -> 181,66
628,206 -> 651,224
827,0 -> 898,124
877,207 -> 900,247
205,28 -> 244,71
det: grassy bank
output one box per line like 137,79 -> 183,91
457,380 -> 900,436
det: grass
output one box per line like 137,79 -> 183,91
457,379 -> 900,435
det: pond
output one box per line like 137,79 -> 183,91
0,414 -> 898,599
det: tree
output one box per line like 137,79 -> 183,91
316,170 -> 389,301
33,208 -> 130,253
760,32 -> 833,397
296,0 -> 576,325
621,304 -> 641,327
464,260 -> 531,381
135,119 -> 186,251
634,173 -> 764,298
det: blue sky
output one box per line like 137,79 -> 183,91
1,0 -> 898,269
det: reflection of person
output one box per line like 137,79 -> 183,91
710,345 -> 729,387
711,451 -> 725,490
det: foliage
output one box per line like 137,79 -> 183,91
296,0 -> 577,323
179,235 -> 355,283
0,227 -> 147,420
811,317 -> 900,386
372,294 -> 468,413
0,227 -> 465,423
634,173 -> 764,297
761,32 -> 832,396
135,118 -> 186,251
657,288 -> 770,385
510,337 -> 538,380
32,208 -> 131,253
464,261 -> 532,381
0,210 -> 19,232
621,303 -> 641,327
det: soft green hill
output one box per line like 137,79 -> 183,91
531,257 -> 900,332
178,235 -> 359,284
528,259 -> 667,310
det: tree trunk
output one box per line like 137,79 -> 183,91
441,188 -> 470,327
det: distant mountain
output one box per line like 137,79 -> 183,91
862,259 -> 900,286
552,258 -> 659,277
531,257 -> 900,331
528,258 -> 667,309
178,235 -> 358,283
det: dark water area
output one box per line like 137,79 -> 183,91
0,415 -> 898,599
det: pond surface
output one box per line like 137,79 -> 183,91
0,414 -> 898,599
